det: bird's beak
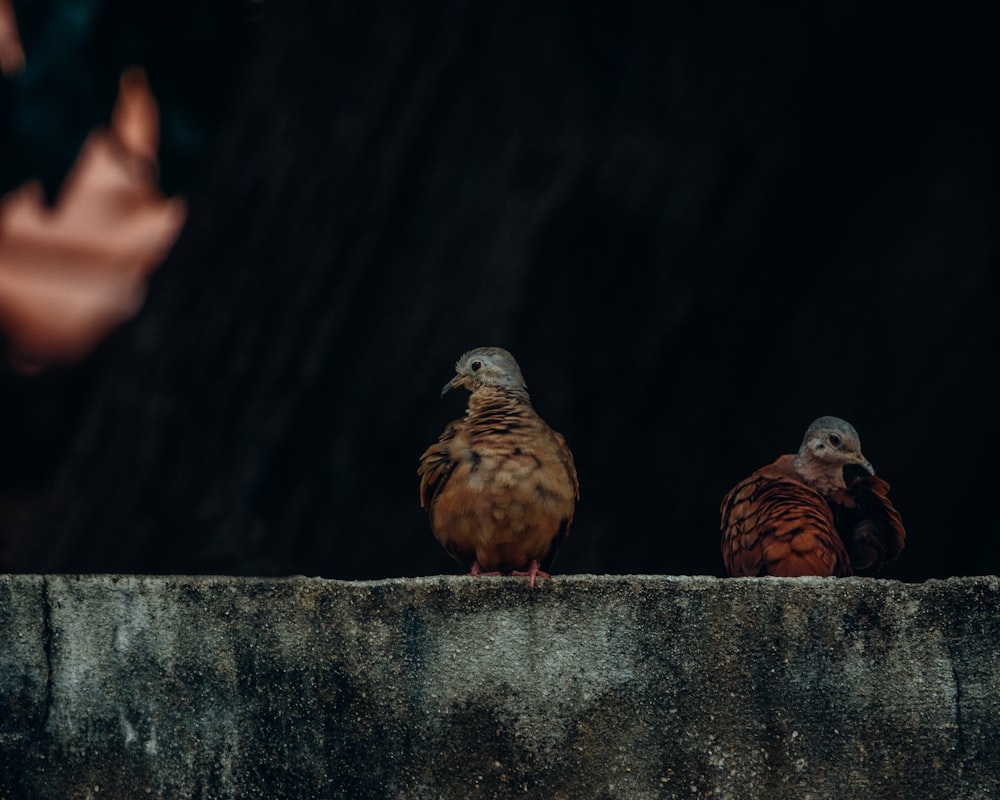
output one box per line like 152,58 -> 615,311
441,375 -> 461,397
847,451 -> 875,475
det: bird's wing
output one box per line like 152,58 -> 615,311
836,473 -> 906,576
721,458 -> 852,577
542,427 -> 579,567
417,421 -> 460,512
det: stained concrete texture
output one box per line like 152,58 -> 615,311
0,574 -> 998,799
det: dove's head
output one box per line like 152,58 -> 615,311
792,415 -> 874,497
441,347 -> 529,399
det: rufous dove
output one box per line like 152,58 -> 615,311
721,416 -> 905,577
418,347 -> 579,588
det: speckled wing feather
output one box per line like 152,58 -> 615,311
720,455 -> 852,577
418,422 -> 459,515
418,387 -> 578,573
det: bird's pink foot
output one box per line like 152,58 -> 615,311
466,560 -> 501,578
511,560 -> 551,589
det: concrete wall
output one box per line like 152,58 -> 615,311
1,574 -> 998,799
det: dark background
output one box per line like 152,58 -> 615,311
1,0 -> 997,581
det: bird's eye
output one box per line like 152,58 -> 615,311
471,360 -> 482,372
828,433 -> 842,447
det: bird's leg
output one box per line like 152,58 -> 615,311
511,560 -> 551,589
466,560 -> 500,578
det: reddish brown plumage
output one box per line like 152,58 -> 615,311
721,454 -> 853,577
419,348 -> 579,585
720,417 -> 906,578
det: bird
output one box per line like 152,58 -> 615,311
418,347 -> 579,588
720,416 -> 905,578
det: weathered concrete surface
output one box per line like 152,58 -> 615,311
0,575 -> 998,799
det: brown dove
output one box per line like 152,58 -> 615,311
418,347 -> 579,587
720,416 -> 905,577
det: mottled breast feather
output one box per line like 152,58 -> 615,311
418,386 -> 578,573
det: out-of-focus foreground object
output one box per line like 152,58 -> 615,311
0,0 -> 24,76
0,67 -> 186,371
